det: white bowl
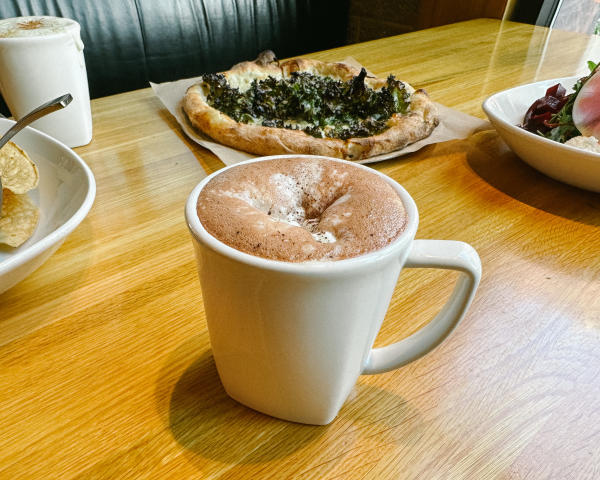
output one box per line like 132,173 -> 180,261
482,76 -> 600,192
0,118 -> 95,294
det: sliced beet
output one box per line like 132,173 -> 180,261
522,83 -> 570,134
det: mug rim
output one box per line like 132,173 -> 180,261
0,16 -> 80,41
185,154 -> 419,274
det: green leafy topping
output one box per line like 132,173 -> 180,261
200,68 -> 411,139
540,86 -> 581,143
540,60 -> 599,143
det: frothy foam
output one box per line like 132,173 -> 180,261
197,157 -> 408,262
0,17 -> 76,38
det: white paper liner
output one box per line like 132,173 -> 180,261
151,59 -> 490,167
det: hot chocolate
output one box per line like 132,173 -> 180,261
196,157 -> 408,262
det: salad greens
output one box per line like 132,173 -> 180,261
522,61 -> 599,143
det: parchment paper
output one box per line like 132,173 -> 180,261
151,58 -> 491,166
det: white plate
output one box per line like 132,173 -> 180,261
0,118 -> 95,294
482,76 -> 600,192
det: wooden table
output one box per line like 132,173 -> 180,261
2,19 -> 599,479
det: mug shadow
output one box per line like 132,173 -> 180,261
155,338 -> 328,465
466,130 -> 600,226
155,336 -> 426,469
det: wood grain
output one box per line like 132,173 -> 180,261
418,0 -> 508,29
1,19 -> 599,479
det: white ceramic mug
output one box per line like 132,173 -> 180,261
185,155 -> 482,425
0,16 -> 92,147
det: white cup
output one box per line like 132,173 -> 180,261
185,155 -> 482,425
0,16 -> 92,147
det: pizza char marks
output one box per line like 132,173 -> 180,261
183,53 -> 439,160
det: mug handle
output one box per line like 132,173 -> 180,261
362,239 -> 482,375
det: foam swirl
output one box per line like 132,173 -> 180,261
197,157 -> 408,262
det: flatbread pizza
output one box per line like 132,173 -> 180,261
183,51 -> 439,160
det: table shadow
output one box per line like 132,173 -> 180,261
467,130 -> 600,227
155,336 -> 426,469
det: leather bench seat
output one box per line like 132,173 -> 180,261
0,0 -> 349,114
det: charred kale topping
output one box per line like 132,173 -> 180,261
200,68 -> 410,139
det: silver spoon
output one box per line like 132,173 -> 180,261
0,93 -> 72,215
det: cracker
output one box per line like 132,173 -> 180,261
0,141 -> 39,194
0,189 -> 39,247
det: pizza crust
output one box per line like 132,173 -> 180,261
183,55 -> 439,160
